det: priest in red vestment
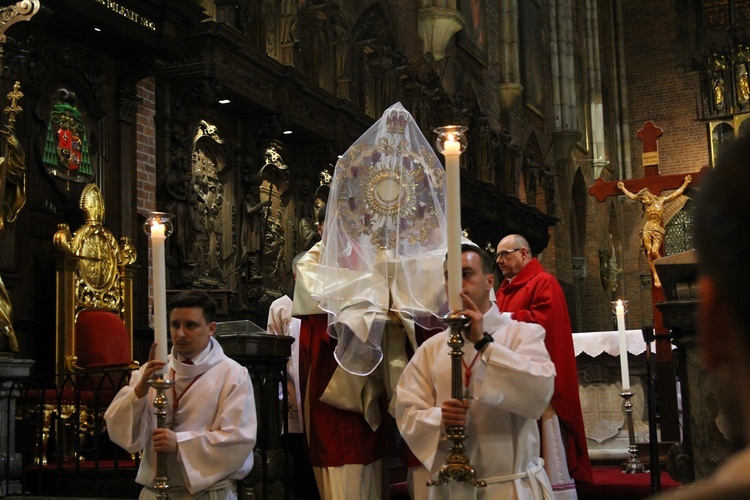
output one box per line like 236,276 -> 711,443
292,206 -> 395,500
495,234 -> 593,495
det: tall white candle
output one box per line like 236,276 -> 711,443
615,300 -> 630,390
151,221 -> 168,371
443,134 -> 462,312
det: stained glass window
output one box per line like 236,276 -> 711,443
665,201 -> 696,255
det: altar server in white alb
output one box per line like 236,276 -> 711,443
395,244 -> 556,499
105,290 -> 257,499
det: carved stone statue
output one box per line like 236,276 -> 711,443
710,54 -> 727,111
618,175 -> 692,288
0,82 -> 25,352
713,75 -> 726,110
280,0 -> 299,46
163,143 -> 192,265
736,63 -> 750,103
241,189 -> 271,278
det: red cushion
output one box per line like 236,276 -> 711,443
75,310 -> 131,367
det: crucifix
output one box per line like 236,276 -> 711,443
588,120 -> 708,444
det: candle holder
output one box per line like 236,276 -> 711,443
143,212 -> 175,238
620,390 -> 648,474
427,313 -> 486,489
433,125 -> 468,154
611,299 -> 629,332
148,375 -> 176,499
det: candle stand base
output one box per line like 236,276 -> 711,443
620,390 -> 649,475
427,314 -> 486,489
149,376 -> 176,499
426,425 -> 487,488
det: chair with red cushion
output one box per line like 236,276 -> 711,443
32,184 -> 139,465
53,184 -> 139,378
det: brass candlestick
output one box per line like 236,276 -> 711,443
620,390 -> 648,474
427,313 -> 486,488
149,376 -> 176,499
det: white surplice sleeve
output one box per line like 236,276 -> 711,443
477,322 -> 555,420
267,295 -> 293,336
394,339 -> 448,472
174,365 -> 257,494
104,365 -> 154,453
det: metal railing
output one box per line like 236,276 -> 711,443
1,368 -> 140,497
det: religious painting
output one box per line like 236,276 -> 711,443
458,0 -> 487,66
520,0 -> 544,117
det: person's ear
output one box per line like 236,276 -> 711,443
486,273 -> 494,291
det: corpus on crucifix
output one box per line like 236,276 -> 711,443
617,174 -> 692,288
589,121 -> 707,288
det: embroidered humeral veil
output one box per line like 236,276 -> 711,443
309,102 -> 448,376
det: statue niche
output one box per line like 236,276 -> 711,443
188,121 -> 228,285
259,148 -> 288,292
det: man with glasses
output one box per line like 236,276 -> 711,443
495,234 -> 592,498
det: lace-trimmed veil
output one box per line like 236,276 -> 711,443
312,102 -> 448,375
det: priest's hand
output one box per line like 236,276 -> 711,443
441,398 -> 468,430
458,291 -> 484,345
152,428 -> 178,454
134,343 -> 168,399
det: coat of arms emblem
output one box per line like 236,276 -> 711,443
43,89 -> 92,183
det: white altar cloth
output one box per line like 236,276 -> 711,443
573,330 -> 648,358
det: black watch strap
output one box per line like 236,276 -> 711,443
474,332 -> 494,351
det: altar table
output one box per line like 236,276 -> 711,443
573,330 -> 659,462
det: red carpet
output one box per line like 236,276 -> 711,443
577,466 -> 682,499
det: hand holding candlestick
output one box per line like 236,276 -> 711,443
148,376 -> 176,499
143,213 -> 176,496
429,125 -> 486,488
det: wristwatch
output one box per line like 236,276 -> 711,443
474,332 -> 494,351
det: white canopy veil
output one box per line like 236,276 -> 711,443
312,102 -> 448,375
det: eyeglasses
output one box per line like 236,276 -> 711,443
496,248 -> 522,260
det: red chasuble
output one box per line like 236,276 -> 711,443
298,314 -> 395,467
496,258 -> 593,483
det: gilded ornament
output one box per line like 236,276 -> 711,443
0,81 -> 25,352
53,184 -> 137,314
334,136 -> 444,250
